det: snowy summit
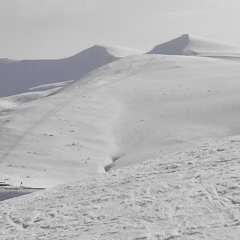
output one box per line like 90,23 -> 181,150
148,34 -> 240,58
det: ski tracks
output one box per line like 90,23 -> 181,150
1,136 -> 240,239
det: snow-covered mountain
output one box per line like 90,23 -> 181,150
1,34 -> 240,239
1,35 -> 240,188
148,34 -> 240,58
0,45 -> 142,98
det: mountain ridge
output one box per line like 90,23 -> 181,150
1,53 -> 240,188
148,34 -> 240,57
0,45 -> 142,98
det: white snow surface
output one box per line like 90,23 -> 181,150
148,34 -> 240,58
1,34 -> 240,239
1,136 -> 240,239
0,45 -> 142,97
1,35 -> 240,188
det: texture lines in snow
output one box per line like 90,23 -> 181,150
1,137 -> 240,239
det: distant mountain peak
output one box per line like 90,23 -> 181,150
148,34 -> 240,57
77,44 -> 143,58
0,44 -> 142,98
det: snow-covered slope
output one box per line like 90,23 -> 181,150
1,135 -> 240,239
148,34 -> 240,58
1,52 -> 240,188
0,45 -> 142,97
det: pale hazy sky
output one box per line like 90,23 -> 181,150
1,0 -> 240,59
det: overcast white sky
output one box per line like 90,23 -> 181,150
1,0 -> 240,59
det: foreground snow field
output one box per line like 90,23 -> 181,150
1,135 -> 240,239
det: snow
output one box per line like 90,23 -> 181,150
148,34 -> 240,58
1,135 -> 240,239
0,58 -> 16,67
0,45 -> 142,97
0,81 -> 73,114
93,44 -> 143,57
0,186 -> 41,202
2,50 -> 240,188
1,34 -> 240,238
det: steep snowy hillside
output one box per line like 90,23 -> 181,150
1,135 -> 240,239
1,51 -> 240,188
148,34 -> 240,58
0,45 -> 142,97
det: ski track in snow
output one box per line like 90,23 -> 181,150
1,136 -> 240,239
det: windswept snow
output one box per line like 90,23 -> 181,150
1,136 -> 240,239
148,34 -> 240,58
0,45 -> 142,98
